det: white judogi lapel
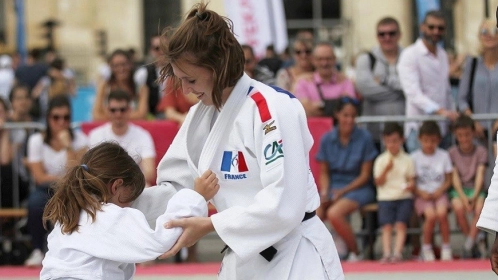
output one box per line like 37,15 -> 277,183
190,74 -> 252,173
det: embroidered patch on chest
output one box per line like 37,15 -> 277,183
220,151 -> 249,180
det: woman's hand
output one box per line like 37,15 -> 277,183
159,216 -> 214,259
58,129 -> 71,149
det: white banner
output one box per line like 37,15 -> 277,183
224,0 -> 288,59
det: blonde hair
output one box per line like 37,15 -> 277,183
478,18 -> 497,55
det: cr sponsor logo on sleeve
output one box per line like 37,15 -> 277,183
264,140 -> 284,165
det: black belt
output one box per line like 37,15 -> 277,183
221,210 -> 316,262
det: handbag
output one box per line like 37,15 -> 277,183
316,83 -> 340,117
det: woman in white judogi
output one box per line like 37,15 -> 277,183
132,2 -> 344,280
40,142 -> 219,280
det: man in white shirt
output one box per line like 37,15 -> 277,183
397,10 -> 458,152
89,90 -> 156,185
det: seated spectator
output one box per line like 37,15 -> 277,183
92,49 -> 148,121
24,95 -> 88,267
88,90 -> 156,185
448,115 -> 487,258
241,44 -> 275,85
275,38 -> 314,93
157,77 -> 198,125
3,85 -> 34,207
411,121 -> 453,262
374,122 -> 415,263
294,42 -> 356,117
31,58 -> 76,122
316,97 -> 377,262
257,44 -> 283,77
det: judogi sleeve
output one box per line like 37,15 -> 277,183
69,189 -> 207,263
132,109 -> 197,225
211,87 -> 311,261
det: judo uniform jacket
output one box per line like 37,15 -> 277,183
136,74 -> 344,280
40,189 -> 206,280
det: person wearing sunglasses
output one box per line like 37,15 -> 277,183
476,8 -> 498,274
398,10 -> 458,153
88,89 -> 156,187
134,35 -> 168,118
294,42 -> 357,117
24,94 -> 88,267
457,19 -> 498,142
276,38 -> 315,93
356,17 -> 405,152
92,49 -> 148,121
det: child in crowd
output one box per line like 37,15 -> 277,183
40,142 -> 219,279
411,121 -> 453,262
448,114 -> 487,258
374,122 -> 415,263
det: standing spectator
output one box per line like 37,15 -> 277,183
356,17 -> 405,150
5,85 -> 34,207
316,97 -> 377,262
134,35 -> 166,118
157,77 -> 198,125
458,19 -> 498,139
0,54 -> 15,100
241,44 -> 275,85
398,10 -> 458,152
448,115 -> 487,258
294,43 -> 357,117
411,121 -> 453,262
24,95 -> 88,267
373,122 -> 415,263
275,38 -> 314,93
92,49 -> 148,121
88,90 -> 156,186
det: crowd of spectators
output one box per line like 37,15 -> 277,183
0,8 -> 498,267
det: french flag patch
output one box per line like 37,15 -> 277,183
221,151 -> 248,172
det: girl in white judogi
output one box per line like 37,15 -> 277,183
132,2 -> 344,280
40,142 -> 219,280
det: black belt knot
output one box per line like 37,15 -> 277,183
220,210 -> 316,262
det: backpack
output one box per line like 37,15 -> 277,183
367,52 -> 376,71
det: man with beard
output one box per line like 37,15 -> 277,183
397,10 -> 458,153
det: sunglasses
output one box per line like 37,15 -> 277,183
427,24 -> 445,32
341,96 -> 360,106
480,27 -> 498,36
50,114 -> 70,122
377,30 -> 398,38
109,107 -> 128,113
294,49 -> 312,55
